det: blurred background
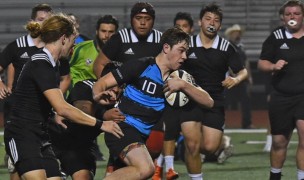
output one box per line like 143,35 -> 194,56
0,0 -> 288,128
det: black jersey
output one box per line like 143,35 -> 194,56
0,35 -> 70,91
102,28 -> 162,64
50,79 -> 101,149
10,48 -> 60,125
260,27 -> 304,94
183,35 -> 244,104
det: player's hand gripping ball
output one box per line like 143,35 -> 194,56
165,70 -> 195,107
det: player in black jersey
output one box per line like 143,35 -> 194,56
0,4 -> 71,180
94,1 -> 164,163
180,3 -> 248,179
93,27 -> 213,180
49,63 -> 125,180
93,2 -> 162,77
4,14 -> 123,180
258,1 -> 304,179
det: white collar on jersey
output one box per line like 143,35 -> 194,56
27,34 -> 35,47
284,28 -> 294,39
130,29 -> 153,43
42,48 -> 56,67
196,34 -> 220,49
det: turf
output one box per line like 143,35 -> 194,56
0,130 -> 298,180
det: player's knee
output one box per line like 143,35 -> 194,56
201,143 -> 218,154
138,161 -> 155,179
185,140 -> 200,155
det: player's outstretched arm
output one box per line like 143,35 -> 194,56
44,88 -> 124,138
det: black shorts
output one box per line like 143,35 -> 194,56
180,103 -> 225,131
105,122 -> 147,158
4,123 -> 61,177
54,147 -> 96,176
269,91 -> 304,136
162,105 -> 181,141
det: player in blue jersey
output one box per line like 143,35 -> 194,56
93,27 -> 214,180
94,1 -> 164,166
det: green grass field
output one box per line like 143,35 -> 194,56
0,130 -> 298,180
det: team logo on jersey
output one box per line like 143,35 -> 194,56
124,48 -> 134,55
188,52 -> 197,59
20,52 -> 29,59
86,58 -> 93,65
280,43 -> 289,49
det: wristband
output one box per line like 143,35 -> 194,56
94,119 -> 103,130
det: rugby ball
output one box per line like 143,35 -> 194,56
165,70 -> 194,107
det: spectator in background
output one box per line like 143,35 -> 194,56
258,1 -> 304,179
224,24 -> 254,129
68,13 -> 91,44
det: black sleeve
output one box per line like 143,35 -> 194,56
0,42 -> 17,69
259,34 -> 276,63
59,57 -> 70,76
32,61 -> 59,92
227,44 -> 245,74
111,58 -> 150,86
68,79 -> 95,104
101,33 -> 122,61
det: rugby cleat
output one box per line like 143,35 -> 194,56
152,165 -> 163,180
166,168 -> 179,180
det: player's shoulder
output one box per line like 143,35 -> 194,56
75,79 -> 96,89
270,26 -> 286,40
74,40 -> 94,49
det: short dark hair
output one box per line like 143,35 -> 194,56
199,3 -> 223,22
279,0 -> 304,16
96,15 -> 119,31
160,27 -> 190,48
173,12 -> 194,28
31,3 -> 53,20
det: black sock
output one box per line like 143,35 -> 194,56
269,172 -> 281,180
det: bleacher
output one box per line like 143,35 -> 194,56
0,0 -> 287,109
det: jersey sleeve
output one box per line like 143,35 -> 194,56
68,79 -> 95,103
111,58 -> 150,86
58,57 -> 70,76
227,44 -> 245,74
101,33 -> 122,61
0,42 -> 17,69
259,34 -> 276,63
32,61 -> 59,92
